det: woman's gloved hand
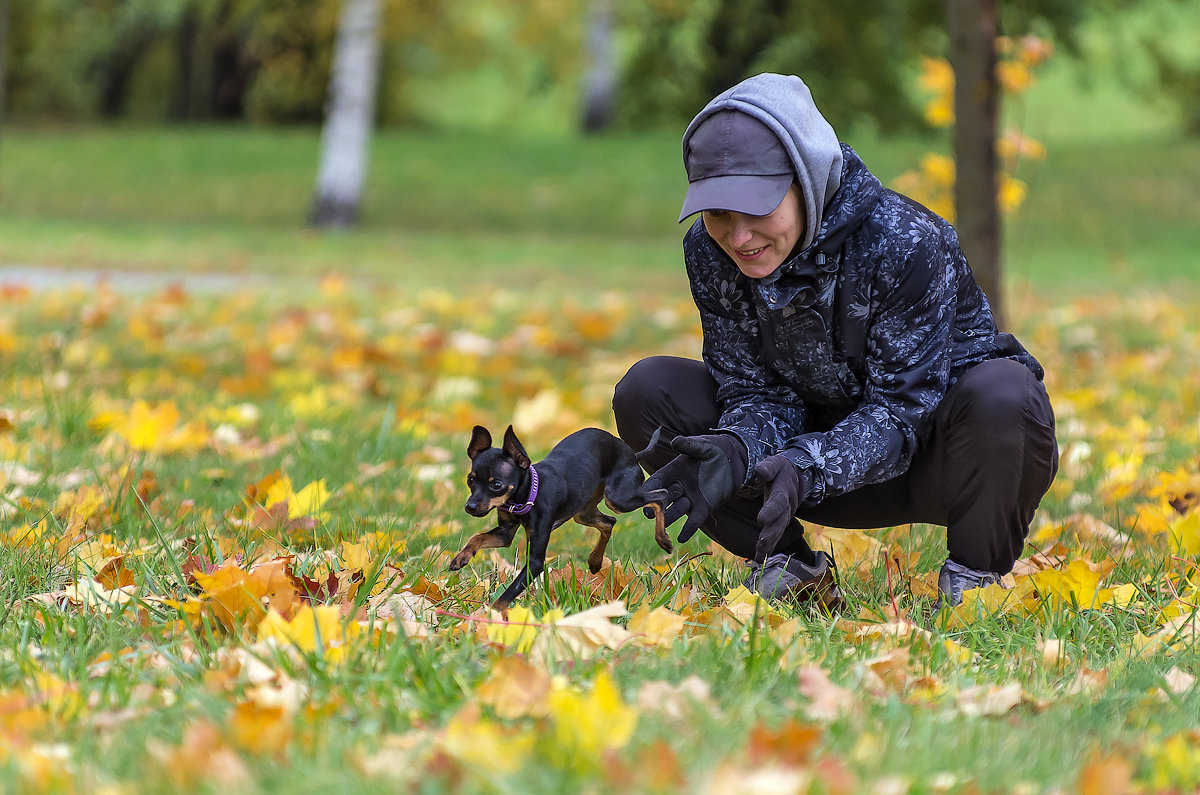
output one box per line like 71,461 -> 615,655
753,455 -> 811,563
644,434 -> 747,543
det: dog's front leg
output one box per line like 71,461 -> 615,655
490,518 -> 552,611
449,517 -> 520,571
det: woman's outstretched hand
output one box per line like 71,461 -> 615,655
643,434 -> 746,543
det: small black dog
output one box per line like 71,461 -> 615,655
450,425 -> 670,611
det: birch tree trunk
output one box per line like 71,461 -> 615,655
309,0 -> 381,229
948,0 -> 1004,328
581,0 -> 615,133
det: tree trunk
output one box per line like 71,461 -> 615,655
948,0 -> 1004,328
580,0 -> 615,133
309,0 -> 381,229
0,0 -> 8,159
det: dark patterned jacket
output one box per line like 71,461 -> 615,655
688,145 -> 1043,505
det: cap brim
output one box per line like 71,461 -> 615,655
678,173 -> 792,223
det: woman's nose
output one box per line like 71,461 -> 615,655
728,216 -> 754,246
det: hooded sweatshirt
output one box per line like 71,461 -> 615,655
680,73 -> 1043,504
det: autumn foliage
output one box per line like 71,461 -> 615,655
0,276 -> 1199,792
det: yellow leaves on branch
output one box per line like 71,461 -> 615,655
901,35 -> 1051,220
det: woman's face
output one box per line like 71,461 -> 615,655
701,184 -> 805,280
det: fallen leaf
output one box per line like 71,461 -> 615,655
475,655 -> 552,719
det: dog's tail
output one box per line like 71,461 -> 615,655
634,426 -> 665,462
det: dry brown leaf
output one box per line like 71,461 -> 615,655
955,682 -> 1024,716
1077,750 -> 1134,795
635,676 -> 712,723
797,667 -> 856,721
475,655 -> 552,719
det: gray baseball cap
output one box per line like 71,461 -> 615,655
679,110 -> 795,223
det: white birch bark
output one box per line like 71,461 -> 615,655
581,0 -> 615,132
309,0 -> 381,228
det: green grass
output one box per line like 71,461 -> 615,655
0,48 -> 1199,794
0,275 -> 1197,792
0,60 -> 1197,299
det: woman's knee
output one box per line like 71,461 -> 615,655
612,356 -> 717,445
944,359 -> 1055,454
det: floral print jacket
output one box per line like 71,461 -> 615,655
686,145 -> 1044,505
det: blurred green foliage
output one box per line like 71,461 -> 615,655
3,0 -> 1197,132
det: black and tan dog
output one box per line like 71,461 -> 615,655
450,425 -> 670,611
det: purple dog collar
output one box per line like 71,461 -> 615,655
505,465 -> 539,515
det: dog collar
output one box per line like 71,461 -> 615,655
505,465 -> 539,515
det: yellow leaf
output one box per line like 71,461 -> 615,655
1169,512 -> 1200,556
256,605 -> 360,663
475,655 -> 552,719
229,701 -> 291,757
485,606 -> 555,654
628,606 -> 686,649
438,704 -> 535,776
290,479 -> 330,520
548,671 -> 637,768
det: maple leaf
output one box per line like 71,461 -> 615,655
955,682 -> 1025,717
635,676 -> 713,724
148,720 -> 252,792
1169,512 -> 1200,556
797,667 -> 856,722
256,604 -> 361,663
229,700 -> 291,758
745,718 -> 823,766
484,606 -> 560,654
475,655 -> 552,720
627,605 -> 686,648
530,601 -> 634,662
1077,751 -> 1134,795
547,671 -> 638,769
436,703 -> 535,776
192,560 -> 269,632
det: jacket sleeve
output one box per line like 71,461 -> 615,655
685,240 -> 811,485
778,231 -> 957,504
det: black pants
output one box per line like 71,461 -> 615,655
612,356 -> 1059,573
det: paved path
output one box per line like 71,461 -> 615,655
0,266 -> 276,294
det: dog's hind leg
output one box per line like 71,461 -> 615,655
604,470 -> 673,554
574,484 -> 617,573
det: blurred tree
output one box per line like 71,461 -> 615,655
310,0 -> 381,228
0,0 -> 7,155
581,0 -> 615,132
949,0 -> 1003,327
618,0 -> 942,131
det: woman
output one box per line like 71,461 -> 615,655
613,73 -> 1058,609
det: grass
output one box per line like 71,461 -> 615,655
0,277 -> 1197,792
0,60 -> 1197,299
0,45 -> 1199,794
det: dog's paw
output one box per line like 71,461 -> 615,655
448,552 -> 471,571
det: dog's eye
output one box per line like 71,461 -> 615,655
489,481 -> 505,494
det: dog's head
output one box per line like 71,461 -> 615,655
464,425 -> 531,517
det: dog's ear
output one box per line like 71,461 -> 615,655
502,425 -> 531,469
467,426 -> 492,460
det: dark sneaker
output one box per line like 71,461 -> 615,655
935,559 -> 1004,609
744,551 -> 844,611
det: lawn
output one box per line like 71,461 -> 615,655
1,59 -> 1197,298
1,56 -> 1199,793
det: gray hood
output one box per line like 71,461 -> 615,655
681,73 -> 843,254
